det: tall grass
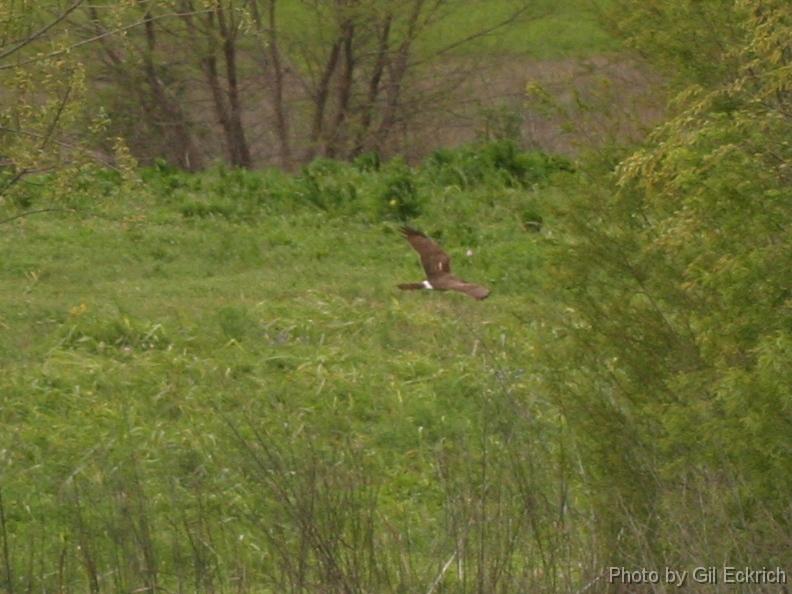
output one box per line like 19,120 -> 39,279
0,143 -> 591,593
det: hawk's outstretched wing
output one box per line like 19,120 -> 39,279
400,226 -> 451,280
433,275 -> 490,301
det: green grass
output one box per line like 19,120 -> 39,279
275,0 -> 617,61
421,0 -> 618,58
0,145 -> 569,592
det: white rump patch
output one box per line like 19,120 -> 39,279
422,280 -> 433,290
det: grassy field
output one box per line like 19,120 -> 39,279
1,146 -> 578,592
277,0 -> 618,60
422,0 -> 618,57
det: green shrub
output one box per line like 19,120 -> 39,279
179,199 -> 236,219
370,158 -> 422,221
295,158 -> 360,211
424,140 -> 573,189
353,151 -> 381,172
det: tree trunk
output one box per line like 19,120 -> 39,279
266,0 -> 292,168
216,2 -> 252,168
326,18 -> 355,158
306,39 -> 342,161
376,0 -> 425,148
248,0 -> 293,169
351,14 -> 391,157
187,2 -> 251,169
142,11 -> 203,170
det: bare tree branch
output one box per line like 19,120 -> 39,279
0,10 -> 212,71
412,4 -> 534,67
0,0 -> 85,62
0,168 -> 30,196
247,0 -> 293,167
40,79 -> 75,150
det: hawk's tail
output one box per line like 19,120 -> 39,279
397,283 -> 425,291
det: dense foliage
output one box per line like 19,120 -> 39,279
537,0 -> 791,566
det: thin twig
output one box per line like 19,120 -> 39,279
425,551 -> 456,594
573,569 -> 604,594
0,10 -> 212,71
0,168 -> 29,195
0,488 -> 13,594
40,80 -> 75,150
0,208 -> 76,226
0,0 -> 85,62
0,126 -> 122,171
412,4 -> 537,68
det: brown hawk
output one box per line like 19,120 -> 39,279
397,226 -> 490,300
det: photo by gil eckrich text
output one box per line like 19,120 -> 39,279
607,566 -> 787,588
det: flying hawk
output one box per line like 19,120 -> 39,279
397,226 -> 490,300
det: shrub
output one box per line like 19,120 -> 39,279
424,140 -> 573,189
370,158 -> 422,221
295,158 -> 360,212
